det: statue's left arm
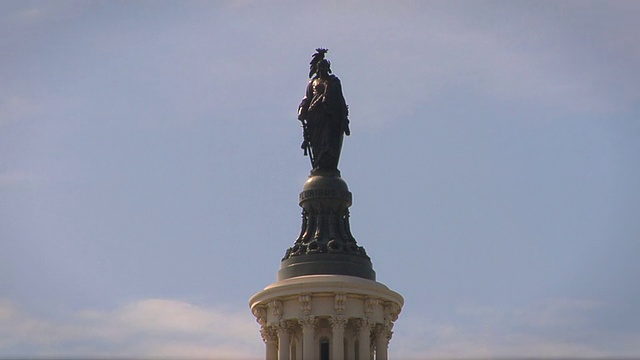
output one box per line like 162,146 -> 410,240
329,77 -> 350,135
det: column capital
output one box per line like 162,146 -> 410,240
260,325 -> 278,344
354,318 -> 374,331
329,315 -> 348,330
277,320 -> 291,360
374,324 -> 391,342
301,315 -> 316,360
331,315 -> 347,360
374,323 -> 390,360
300,315 -> 316,329
276,319 -> 297,335
275,320 -> 289,332
356,318 -> 373,360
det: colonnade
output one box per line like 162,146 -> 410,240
250,275 -> 403,360
260,316 -> 392,360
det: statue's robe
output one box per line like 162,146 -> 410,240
298,75 -> 349,173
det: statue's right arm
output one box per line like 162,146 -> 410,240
298,95 -> 309,120
298,105 -> 306,121
298,81 -> 314,120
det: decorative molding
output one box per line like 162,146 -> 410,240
282,176 -> 370,260
299,294 -> 312,314
386,321 -> 395,333
384,302 -> 401,321
252,306 -> 266,326
268,300 -> 283,321
259,326 -> 267,343
364,297 -> 380,318
334,293 -> 347,313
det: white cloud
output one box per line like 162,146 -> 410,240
7,296 -> 635,359
393,297 -> 640,359
1,294 -> 639,359
0,298 -> 262,358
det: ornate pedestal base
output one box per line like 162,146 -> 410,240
250,275 -> 403,360
281,174 -> 375,281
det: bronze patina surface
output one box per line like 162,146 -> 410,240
297,48 -> 350,176
280,49 -> 374,281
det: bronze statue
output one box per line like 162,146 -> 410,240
281,49 -> 372,277
298,48 -> 350,174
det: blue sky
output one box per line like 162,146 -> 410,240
1,1 -> 639,358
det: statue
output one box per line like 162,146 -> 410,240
280,49 -> 373,279
298,48 -> 350,174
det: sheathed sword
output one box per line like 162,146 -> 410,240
300,119 -> 314,167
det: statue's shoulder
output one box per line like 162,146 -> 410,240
327,75 -> 342,87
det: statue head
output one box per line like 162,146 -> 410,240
315,59 -> 331,77
308,48 -> 331,78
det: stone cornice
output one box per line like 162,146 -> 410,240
249,274 -> 404,309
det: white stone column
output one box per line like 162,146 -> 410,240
295,336 -> 303,360
374,325 -> 388,360
356,319 -> 371,360
301,316 -> 316,360
262,326 -> 278,360
348,336 -> 356,360
330,316 -> 347,360
278,321 -> 291,360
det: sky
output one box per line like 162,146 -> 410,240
1,1 -> 640,358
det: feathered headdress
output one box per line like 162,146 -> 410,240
309,48 -> 329,78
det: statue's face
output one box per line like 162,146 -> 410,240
317,61 -> 329,74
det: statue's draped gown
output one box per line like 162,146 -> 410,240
299,75 -> 349,172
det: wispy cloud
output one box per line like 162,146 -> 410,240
393,297 -> 640,359
1,294 -> 639,359
0,298 -> 262,358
